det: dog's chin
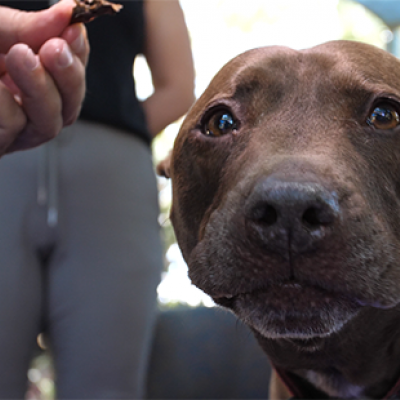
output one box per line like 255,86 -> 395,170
213,283 -> 361,349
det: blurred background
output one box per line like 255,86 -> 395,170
26,0 -> 400,398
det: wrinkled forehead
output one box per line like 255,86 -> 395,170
195,41 -> 400,106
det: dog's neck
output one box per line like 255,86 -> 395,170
256,307 -> 400,399
275,364 -> 400,400
269,369 -> 400,400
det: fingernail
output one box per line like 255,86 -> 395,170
70,31 -> 85,54
24,47 -> 40,71
57,43 -> 73,68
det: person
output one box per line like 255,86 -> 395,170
0,0 -> 88,155
0,0 -> 195,399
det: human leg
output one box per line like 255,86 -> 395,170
0,150 -> 45,398
48,122 -> 163,399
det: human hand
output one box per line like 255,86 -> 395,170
0,0 -> 89,154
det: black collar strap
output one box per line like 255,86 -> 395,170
385,375 -> 400,400
274,366 -> 400,399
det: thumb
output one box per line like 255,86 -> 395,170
0,0 -> 76,54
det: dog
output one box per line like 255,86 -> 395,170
157,40 -> 400,399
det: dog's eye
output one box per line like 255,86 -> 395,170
204,111 -> 237,137
367,104 -> 400,130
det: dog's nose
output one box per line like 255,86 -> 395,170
244,176 -> 340,255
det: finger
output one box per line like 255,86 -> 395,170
1,54 -> 20,98
0,82 -> 26,154
5,43 -> 63,152
39,37 -> 86,125
61,23 -> 90,67
0,72 -> 21,101
0,0 -> 75,54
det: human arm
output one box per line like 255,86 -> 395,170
141,0 -> 195,139
0,0 -> 89,153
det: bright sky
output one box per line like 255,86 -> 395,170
136,0 -> 389,307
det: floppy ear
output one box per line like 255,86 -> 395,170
156,151 -> 171,179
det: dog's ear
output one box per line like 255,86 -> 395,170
156,151 -> 171,179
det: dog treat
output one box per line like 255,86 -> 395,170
71,0 -> 123,24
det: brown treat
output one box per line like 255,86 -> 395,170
70,0 -> 123,24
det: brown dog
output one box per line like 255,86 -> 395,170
158,40 -> 400,399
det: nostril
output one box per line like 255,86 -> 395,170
302,205 -> 335,228
250,204 -> 278,226
302,207 -> 322,228
260,205 -> 278,226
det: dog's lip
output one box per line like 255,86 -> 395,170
212,281 -> 380,309
285,336 -> 326,352
213,281 -> 330,300
211,280 -> 363,314
213,281 -> 362,340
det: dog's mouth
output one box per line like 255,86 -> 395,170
285,336 -> 326,352
213,282 -> 361,342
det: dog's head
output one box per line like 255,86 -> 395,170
159,40 -> 400,374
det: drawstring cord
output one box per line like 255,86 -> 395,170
37,139 -> 58,228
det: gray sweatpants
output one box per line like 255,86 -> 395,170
0,121 -> 163,399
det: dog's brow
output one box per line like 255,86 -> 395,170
231,63 -> 295,104
232,77 -> 287,106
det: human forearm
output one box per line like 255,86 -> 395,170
141,84 -> 194,138
142,0 -> 195,139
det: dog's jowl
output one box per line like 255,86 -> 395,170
158,40 -> 400,399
